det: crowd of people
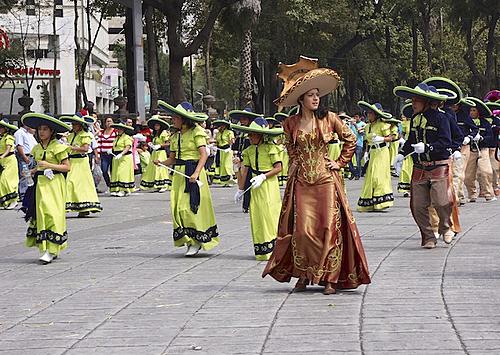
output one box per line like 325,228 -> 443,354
1,56 -> 499,295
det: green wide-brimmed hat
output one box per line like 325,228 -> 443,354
394,82 -> 450,102
288,105 -> 300,116
82,115 -> 96,124
22,113 -> 71,133
485,100 -> 500,111
228,109 -> 262,123
266,117 -> 281,127
231,117 -> 283,136
436,88 -> 460,105
273,112 -> 289,122
0,119 -> 18,132
402,103 -> 413,118
147,115 -> 170,130
423,77 -> 464,101
467,97 -> 493,118
460,97 -> 476,109
212,118 -> 231,126
158,100 -> 208,122
111,122 -> 135,135
59,114 -> 90,127
357,101 -> 393,120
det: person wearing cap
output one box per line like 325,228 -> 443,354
262,57 -> 370,295
233,118 -> 283,261
393,82 -> 454,248
356,101 -> 395,212
109,123 -> 135,197
140,115 -> 171,192
397,103 -> 414,197
213,118 -> 235,187
156,101 -> 219,256
0,120 -> 19,209
21,113 -> 71,264
60,115 -> 102,217
464,97 -> 496,202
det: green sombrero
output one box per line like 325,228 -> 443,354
59,114 -> 90,127
467,97 -> 492,118
436,88 -> 459,105
147,115 -> 170,130
486,100 -> 500,111
228,110 -> 262,123
266,117 -> 280,126
460,97 -> 476,108
22,113 -> 71,133
402,103 -> 413,118
393,82 -> 449,101
111,122 -> 135,135
0,119 -> 18,132
288,105 -> 300,116
212,118 -> 231,126
423,77 -> 463,104
273,112 -> 289,122
158,100 -> 208,122
230,117 -> 283,136
357,101 -> 393,120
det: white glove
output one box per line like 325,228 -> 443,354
250,174 -> 267,189
394,154 -> 405,176
152,144 -> 161,151
462,136 -> 470,145
452,150 -> 462,160
363,151 -> 369,162
103,148 -> 112,154
473,133 -> 482,142
114,153 -> 123,160
133,133 -> 146,142
411,142 -> 426,154
398,137 -> 406,145
43,169 -> 54,180
372,135 -> 385,144
234,189 -> 244,203
222,147 -> 232,153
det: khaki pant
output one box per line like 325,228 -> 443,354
490,148 -> 499,192
452,144 -> 470,202
411,166 -> 452,245
464,148 -> 493,199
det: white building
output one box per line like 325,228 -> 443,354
0,0 -> 123,115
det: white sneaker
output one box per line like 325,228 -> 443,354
109,191 -> 118,197
434,232 -> 440,239
158,188 -> 168,193
185,244 -> 201,257
5,201 -> 18,210
39,251 -> 53,264
116,191 -> 125,197
442,230 -> 454,244
184,245 -> 191,256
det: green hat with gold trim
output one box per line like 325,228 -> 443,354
158,100 -> 208,122
357,101 -> 393,120
230,117 -> 283,136
0,119 -> 18,132
21,112 -> 70,133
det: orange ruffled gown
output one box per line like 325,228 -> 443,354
262,112 -> 371,289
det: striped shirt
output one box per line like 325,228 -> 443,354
97,129 -> 117,154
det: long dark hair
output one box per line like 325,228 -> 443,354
182,117 -> 196,129
297,93 -> 329,119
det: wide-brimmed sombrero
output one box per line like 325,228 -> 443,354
228,109 -> 262,123
467,97 -> 492,118
59,114 -> 90,127
111,123 -> 135,135
158,100 -> 208,122
436,88 -> 459,105
460,97 -> 476,109
22,113 -> 70,133
357,101 -> 393,120
484,90 -> 500,103
82,115 -> 96,124
402,103 -> 413,118
485,100 -> 500,111
288,105 -> 300,116
338,113 -> 352,121
423,77 -> 463,102
273,112 -> 289,122
0,119 -> 18,132
266,117 -> 281,127
147,115 -> 170,130
230,117 -> 283,136
275,67 -> 341,107
393,82 -> 449,102
212,118 -> 231,126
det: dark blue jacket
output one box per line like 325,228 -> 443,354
442,107 -> 463,152
473,117 -> 494,149
456,109 -> 479,139
402,108 -> 452,162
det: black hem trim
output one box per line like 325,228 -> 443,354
0,192 -> 18,204
173,225 -> 219,244
397,182 -> 411,191
357,193 -> 394,207
254,239 -> 276,255
219,175 -> 231,182
66,202 -> 102,211
140,179 -> 171,188
27,227 -> 68,245
110,181 -> 135,188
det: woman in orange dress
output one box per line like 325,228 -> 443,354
262,59 -> 371,295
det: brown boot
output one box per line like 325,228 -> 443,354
293,278 -> 308,292
323,282 -> 336,295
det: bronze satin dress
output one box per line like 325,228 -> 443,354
262,112 -> 371,289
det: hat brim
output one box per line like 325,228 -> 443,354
228,110 -> 262,122
147,117 -> 170,130
357,101 -> 393,119
59,115 -> 89,126
158,100 -> 207,122
467,97 -> 492,117
402,103 -> 413,118
288,106 -> 300,116
230,123 -> 283,136
486,101 -> 500,111
274,68 -> 340,107
437,89 -> 460,105
393,86 -> 449,102
423,77 -> 463,100
0,120 -> 18,132
111,123 -> 135,135
212,120 -> 231,126
82,115 -> 96,124
338,114 -> 352,121
266,117 -> 280,125
273,112 -> 289,122
460,98 -> 476,108
22,113 -> 70,133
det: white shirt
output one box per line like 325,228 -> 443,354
14,127 -> 37,155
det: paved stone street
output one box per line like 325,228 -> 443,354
1,178 -> 500,355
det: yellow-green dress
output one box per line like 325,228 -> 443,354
66,131 -> 102,213
279,144 -> 288,186
389,123 -> 399,167
398,120 -> 413,194
215,129 -> 234,185
110,133 -> 135,193
357,120 -> 394,211
327,133 -> 342,161
140,130 -> 171,190
26,139 -> 69,255
170,125 -> 219,250
0,133 -> 19,207
242,142 -> 282,261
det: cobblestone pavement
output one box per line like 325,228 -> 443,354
1,178 -> 499,355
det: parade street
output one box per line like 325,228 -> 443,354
1,179 -> 500,355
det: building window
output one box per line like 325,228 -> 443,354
26,49 -> 49,59
26,0 -> 36,16
54,0 -> 63,17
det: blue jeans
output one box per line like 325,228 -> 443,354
16,154 -> 36,199
100,153 -> 113,187
349,145 -> 363,178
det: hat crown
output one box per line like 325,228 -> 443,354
252,117 -> 268,128
179,101 -> 194,112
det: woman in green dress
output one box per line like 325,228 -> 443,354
22,113 -> 71,264
157,101 -> 219,256
60,114 -> 102,216
397,103 -> 414,197
213,119 -> 235,186
357,101 -> 394,211
0,120 -> 19,209
233,117 -> 283,261
110,123 -> 135,197
140,115 -> 171,192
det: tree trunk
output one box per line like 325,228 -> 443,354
204,32 -> 213,95
411,18 -> 418,73
51,0 -> 58,114
482,13 -> 499,93
74,0 -> 82,110
418,0 -> 433,72
145,5 -> 159,112
239,28 -> 253,109
169,54 -> 186,104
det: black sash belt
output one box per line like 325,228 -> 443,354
68,153 -> 88,159
112,150 -> 132,155
22,170 -> 65,222
174,159 -> 200,214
